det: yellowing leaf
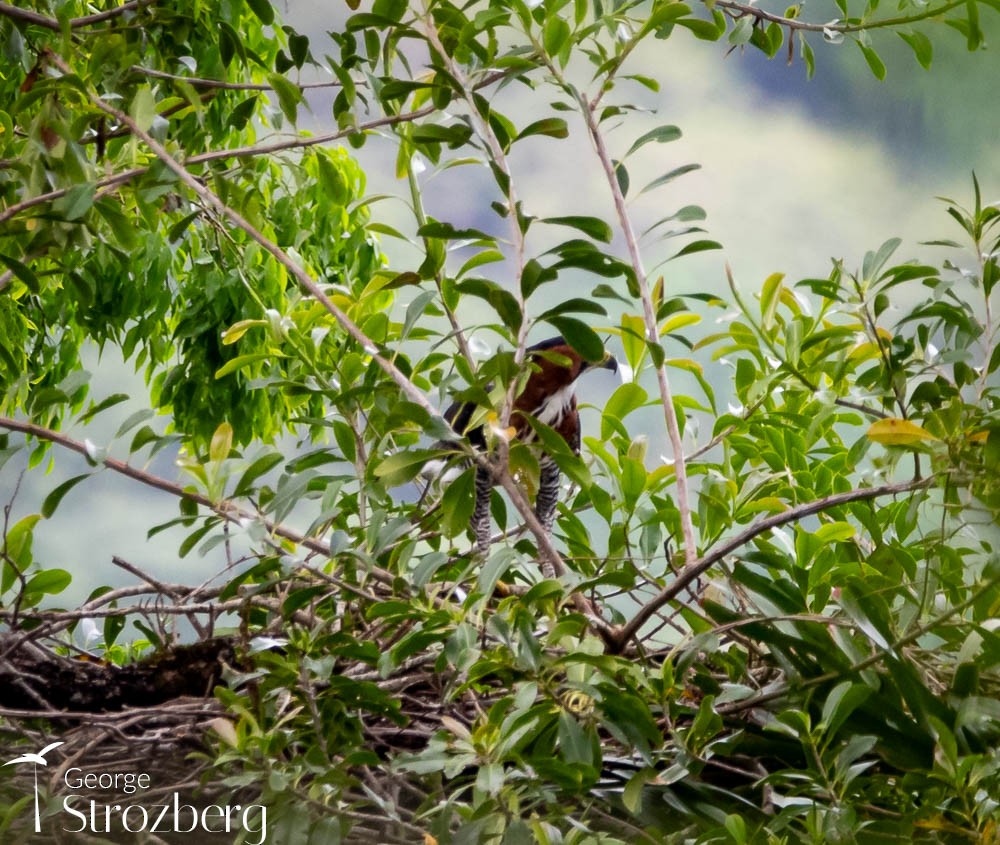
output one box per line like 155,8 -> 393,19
848,341 -> 880,361
867,418 -> 940,447
659,312 -> 701,336
221,319 -> 265,345
815,521 -> 856,544
760,272 -> 784,329
210,422 -> 234,462
968,429 -> 990,444
207,718 -> 239,747
740,497 -> 788,515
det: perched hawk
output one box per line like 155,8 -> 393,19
431,336 -> 618,555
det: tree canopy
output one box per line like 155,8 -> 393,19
2,0 -> 1000,842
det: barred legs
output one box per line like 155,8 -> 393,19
535,460 -> 561,538
471,461 -> 561,562
472,466 -> 493,556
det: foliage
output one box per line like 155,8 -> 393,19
2,0 -> 1000,843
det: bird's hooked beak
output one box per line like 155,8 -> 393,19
599,352 -> 618,374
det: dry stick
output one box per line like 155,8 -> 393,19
616,476 -> 932,649
580,99 -> 698,567
0,414 -> 396,587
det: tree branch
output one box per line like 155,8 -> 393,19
0,0 -> 154,31
712,0 -> 966,33
614,476 -> 932,650
129,66 -> 342,92
579,96 -> 699,568
0,414 -> 398,587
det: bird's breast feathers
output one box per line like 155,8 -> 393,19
528,383 -> 576,428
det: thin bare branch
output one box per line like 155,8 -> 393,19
129,65 -> 343,92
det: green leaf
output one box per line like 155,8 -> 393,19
760,272 -> 784,329
441,467 -> 477,538
542,215 -> 612,243
815,521 -> 857,544
676,16 -> 723,40
898,30 -> 932,69
965,0 -> 983,50
3,514 -> 41,566
800,32 -> 816,79
25,568 -> 72,596
210,422 -> 233,463
130,86 -> 157,133
558,711 -> 594,767
54,183 -> 96,221
80,393 -> 130,423
233,453 -> 284,497
669,239 -> 722,260
820,681 -> 873,735
245,0 -> 274,24
41,474 -> 89,518
626,124 -> 682,157
517,117 -> 568,141
115,408 -> 154,438
375,449 -> 443,487
267,73 -> 302,123
476,762 -> 505,796
417,220 -> 494,241
544,316 -> 604,362
459,278 -> 523,332
0,253 -> 40,292
857,42 -> 886,80
729,16 -> 753,45
373,0 -> 408,21
602,383 -> 648,439
214,352 -> 272,379
520,259 -> 558,298
537,298 -> 607,320
317,154 -> 348,204
411,123 -> 474,147
640,163 -> 701,195
614,160 -> 630,197
543,15 -> 571,57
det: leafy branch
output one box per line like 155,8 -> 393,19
614,476 -> 933,650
